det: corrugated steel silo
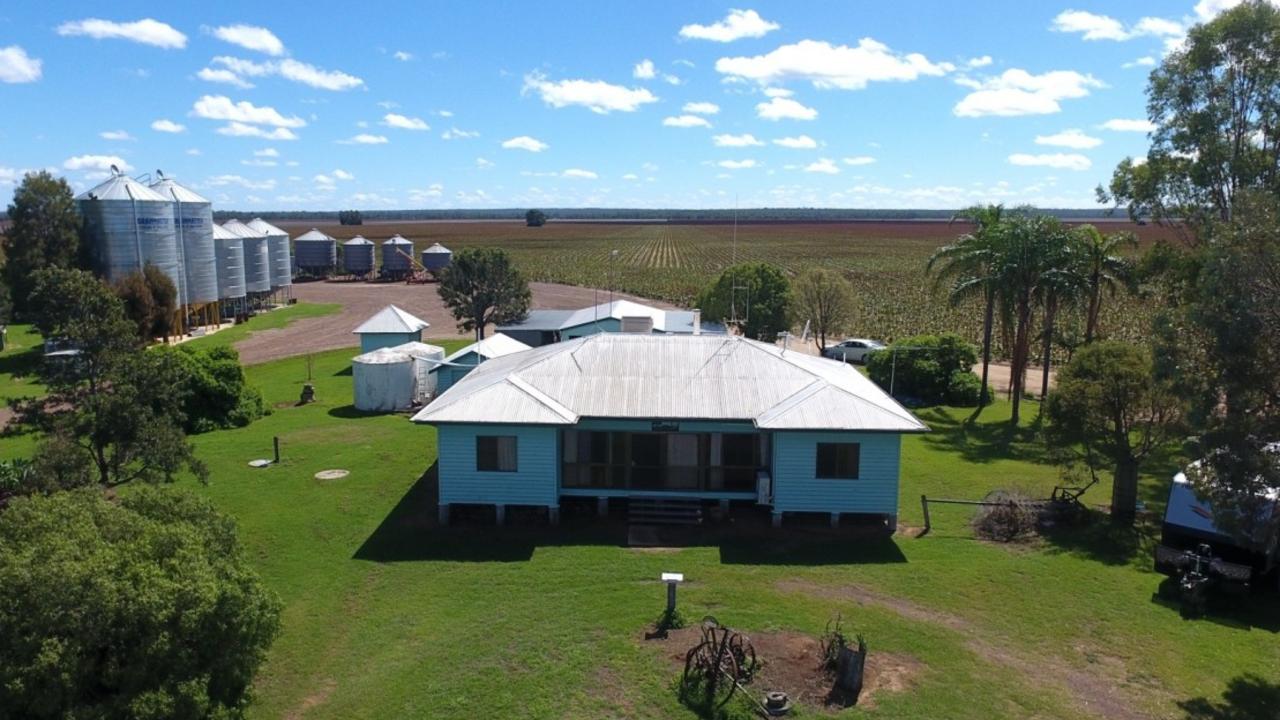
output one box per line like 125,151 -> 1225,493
75,168 -> 182,293
382,235 -> 414,273
248,217 -> 292,289
212,223 -> 247,300
294,228 -> 337,273
343,236 -> 375,275
150,172 -> 218,305
222,219 -> 272,293
421,242 -> 452,271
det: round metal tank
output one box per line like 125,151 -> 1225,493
294,228 -> 337,273
212,223 -> 246,299
150,173 -> 219,305
421,242 -> 452,272
352,347 -> 416,412
382,235 -> 414,272
343,236 -> 375,274
75,169 -> 182,293
222,219 -> 271,293
247,217 -> 292,288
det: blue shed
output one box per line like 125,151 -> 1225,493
432,333 -> 531,393
353,304 -> 430,353
413,333 -> 927,527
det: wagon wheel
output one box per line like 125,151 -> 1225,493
682,639 -> 741,709
727,632 -> 758,681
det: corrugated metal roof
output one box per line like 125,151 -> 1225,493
76,173 -> 168,202
221,218 -> 268,239
423,242 -> 451,253
344,235 -> 374,246
353,304 -> 430,334
443,333 -> 532,364
498,300 -> 688,332
388,341 -> 446,362
295,228 -> 334,242
150,177 -> 209,203
247,217 -> 288,237
212,223 -> 239,240
412,334 -> 927,432
383,234 -> 413,246
353,347 -> 415,365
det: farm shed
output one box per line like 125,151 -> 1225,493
432,333 -> 531,394
412,333 -> 927,527
496,299 -> 722,347
353,305 -> 430,353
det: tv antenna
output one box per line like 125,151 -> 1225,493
728,195 -> 749,331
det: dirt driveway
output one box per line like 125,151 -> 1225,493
233,280 -> 676,365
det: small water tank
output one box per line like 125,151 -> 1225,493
222,219 -> 271,293
76,167 -> 182,293
212,223 -> 246,300
294,228 -> 337,274
247,218 -> 292,289
343,236 -> 375,274
421,242 -> 452,272
352,347 -> 416,412
382,235 -> 414,273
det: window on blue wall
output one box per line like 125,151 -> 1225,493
477,436 -> 518,472
816,443 -> 860,479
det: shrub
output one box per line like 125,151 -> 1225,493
972,490 -> 1040,542
866,333 -> 982,406
164,345 -> 265,433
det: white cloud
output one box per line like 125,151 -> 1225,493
475,157 -> 494,169
718,159 -> 757,169
843,156 -> 876,166
435,109 -> 454,117
210,24 -> 285,56
717,39 -> 953,89
953,69 -> 1104,117
633,59 -> 656,79
100,130 -> 133,141
393,50 -> 413,61
442,127 -> 480,140
197,67 -> 255,89
1051,10 -> 1183,41
804,158 -> 840,174
383,113 -> 430,130
332,169 -> 354,180
679,9 -> 779,42
0,46 -> 41,83
254,147 -> 279,157
241,158 -> 276,167
148,118 -> 186,133
205,56 -> 363,91
192,95 -> 306,127
622,173 -> 639,180
772,135 -> 817,149
1194,0 -> 1248,22
683,101 -> 720,115
1123,56 -> 1157,69
663,114 -> 712,128
967,55 -> 993,68
562,168 -> 598,179
1008,152 -> 1092,170
713,133 -> 764,147
1035,128 -> 1102,149
663,74 -> 682,85
408,183 -> 444,202
756,96 -> 817,121
186,148 -> 201,156
207,174 -> 276,190
763,87 -> 793,97
1101,118 -> 1157,132
501,135 -> 549,152
339,133 -> 389,145
64,155 -> 131,172
216,122 -> 298,140
313,173 -> 335,187
522,72 -> 658,114
56,18 -> 186,49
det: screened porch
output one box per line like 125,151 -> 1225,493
560,429 -> 768,494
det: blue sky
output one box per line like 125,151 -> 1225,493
0,1 -> 1243,210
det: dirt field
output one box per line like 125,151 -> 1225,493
233,280 -> 676,365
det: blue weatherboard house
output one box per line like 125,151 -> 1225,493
412,333 -> 928,528
495,299 -> 722,347
353,305 -> 430,353
432,333 -> 532,394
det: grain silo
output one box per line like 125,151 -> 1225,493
294,228 -> 337,275
150,172 -> 219,324
212,222 -> 247,316
222,219 -> 272,296
343,236 -> 375,276
421,242 -> 452,272
247,217 -> 292,295
75,167 -> 182,294
382,234 -> 414,276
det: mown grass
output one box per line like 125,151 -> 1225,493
122,348 -> 1278,720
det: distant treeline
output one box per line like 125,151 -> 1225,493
208,207 -> 1125,223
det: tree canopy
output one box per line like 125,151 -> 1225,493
0,487 -> 281,720
525,209 -> 547,227
436,247 -> 531,340
697,261 -> 792,341
792,267 -> 852,351
2,171 -> 82,318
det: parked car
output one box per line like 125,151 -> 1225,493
822,338 -> 886,364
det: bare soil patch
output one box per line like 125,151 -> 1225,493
283,677 -> 335,720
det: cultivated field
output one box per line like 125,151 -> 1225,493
282,220 -> 1176,356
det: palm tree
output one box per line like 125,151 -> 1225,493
1076,225 -> 1136,343
992,213 -> 1062,426
929,204 -> 1004,413
1035,227 -> 1088,403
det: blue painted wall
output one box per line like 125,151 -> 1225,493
433,351 -> 478,393
360,330 -> 422,354
436,424 -> 559,507
772,432 -> 901,515
561,318 -> 620,340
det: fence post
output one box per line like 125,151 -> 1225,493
920,494 -> 931,537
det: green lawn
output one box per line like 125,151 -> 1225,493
131,348 -> 1278,720
0,324 -> 47,404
